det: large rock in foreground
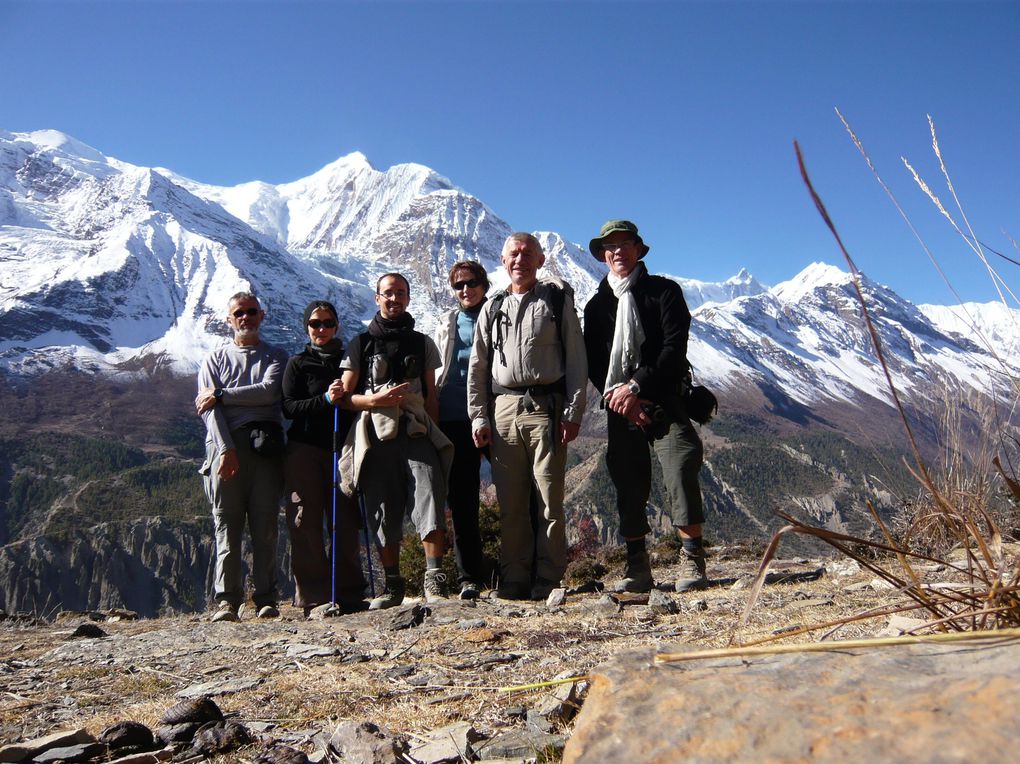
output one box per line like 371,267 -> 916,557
564,638 -> 1020,762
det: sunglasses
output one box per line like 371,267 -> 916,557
308,319 -> 337,330
232,307 -> 260,318
602,241 -> 636,253
453,279 -> 482,290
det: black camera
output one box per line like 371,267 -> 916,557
640,403 -> 671,440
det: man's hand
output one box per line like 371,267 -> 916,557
218,449 -> 240,481
605,384 -> 650,426
369,382 -> 411,408
473,426 -> 491,448
195,388 -> 219,415
560,421 -> 580,444
327,378 -> 346,404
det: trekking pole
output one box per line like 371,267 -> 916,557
329,406 -> 340,612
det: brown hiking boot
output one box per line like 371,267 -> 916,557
609,551 -> 654,593
675,550 -> 708,592
423,570 -> 449,603
369,576 -> 406,610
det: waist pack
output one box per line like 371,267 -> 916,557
248,421 -> 286,457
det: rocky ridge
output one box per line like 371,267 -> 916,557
0,545 -> 982,763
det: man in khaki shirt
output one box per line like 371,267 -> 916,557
468,233 -> 587,600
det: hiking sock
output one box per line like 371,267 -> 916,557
426,556 -> 443,571
682,537 -> 704,558
383,564 -> 401,580
626,537 -> 647,556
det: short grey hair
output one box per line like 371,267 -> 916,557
228,291 -> 260,308
501,232 -> 543,258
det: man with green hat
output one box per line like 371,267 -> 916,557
583,220 -> 709,593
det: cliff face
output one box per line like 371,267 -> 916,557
0,517 -> 217,617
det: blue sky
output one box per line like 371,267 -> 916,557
2,0 -> 1017,305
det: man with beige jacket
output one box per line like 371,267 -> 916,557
468,233 -> 587,600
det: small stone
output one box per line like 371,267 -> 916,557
0,729 -> 94,763
100,721 -> 155,750
329,721 -> 409,764
647,590 -> 679,615
409,721 -> 481,763
32,742 -> 108,763
254,745 -> 310,764
160,696 -> 224,725
528,671 -> 587,729
285,643 -> 337,659
729,576 -> 753,591
187,721 -> 252,757
472,729 -> 566,760
155,723 -> 200,745
69,622 -> 107,639
383,664 -> 416,679
457,619 -> 487,630
106,746 -> 173,764
389,604 -> 430,631
545,588 -> 567,608
175,676 -> 262,698
877,614 -> 930,637
593,594 -> 622,616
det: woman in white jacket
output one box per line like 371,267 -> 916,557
434,261 -> 490,599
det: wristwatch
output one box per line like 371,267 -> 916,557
627,381 -> 640,395
213,388 -> 224,401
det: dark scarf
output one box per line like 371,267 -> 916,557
367,310 -> 415,339
307,338 -> 345,362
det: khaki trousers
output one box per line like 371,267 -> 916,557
490,393 -> 568,587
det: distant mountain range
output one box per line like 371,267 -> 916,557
2,128 -> 1015,420
2,128 -> 1018,615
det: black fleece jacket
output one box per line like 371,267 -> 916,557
583,270 -> 692,401
282,345 -> 355,450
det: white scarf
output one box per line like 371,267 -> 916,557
604,262 -> 646,393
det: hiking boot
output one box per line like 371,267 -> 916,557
459,580 -> 481,601
494,581 -> 530,601
530,578 -> 560,601
609,551 -> 654,593
256,604 -> 280,619
675,550 -> 708,592
423,570 -> 449,603
369,576 -> 406,610
211,602 -> 239,623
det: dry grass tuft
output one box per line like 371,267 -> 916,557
732,127 -> 1020,647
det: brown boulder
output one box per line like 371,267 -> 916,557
565,638 -> 1020,762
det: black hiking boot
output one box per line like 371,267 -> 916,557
609,551 -> 654,593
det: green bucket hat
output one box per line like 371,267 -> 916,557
588,219 -> 650,262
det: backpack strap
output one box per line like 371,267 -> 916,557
356,330 -> 429,398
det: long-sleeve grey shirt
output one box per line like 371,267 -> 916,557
467,278 -> 587,432
198,340 -> 289,454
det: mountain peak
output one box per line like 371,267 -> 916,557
9,129 -> 107,163
772,262 -> 854,302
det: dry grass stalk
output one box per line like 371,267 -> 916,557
837,108 -> 1019,384
733,138 -> 1020,649
659,626 -> 1020,665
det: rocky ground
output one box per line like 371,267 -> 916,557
0,546 -> 947,763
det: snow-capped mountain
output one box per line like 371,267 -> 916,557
690,262 -> 1016,411
0,129 -> 1015,424
669,267 -> 768,310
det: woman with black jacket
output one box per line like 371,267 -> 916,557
282,300 -> 366,616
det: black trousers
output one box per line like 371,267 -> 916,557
439,419 -> 488,585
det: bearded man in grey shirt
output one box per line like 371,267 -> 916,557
196,292 -> 289,622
